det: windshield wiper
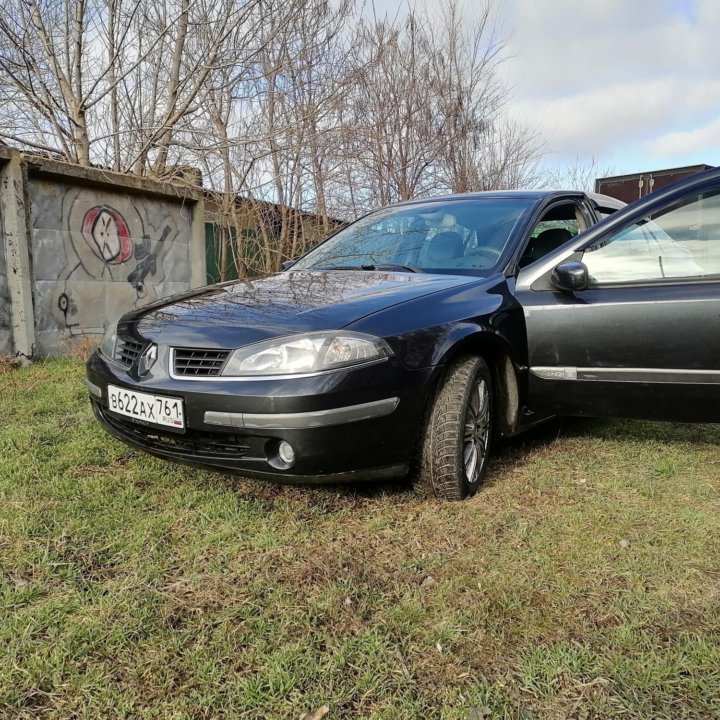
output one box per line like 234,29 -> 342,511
317,265 -> 366,271
360,263 -> 420,273
316,263 -> 420,273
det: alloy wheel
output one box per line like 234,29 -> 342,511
463,377 -> 490,483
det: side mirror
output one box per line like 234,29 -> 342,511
281,259 -> 296,271
551,261 -> 588,292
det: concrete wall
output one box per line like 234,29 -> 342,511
29,178 -> 193,356
0,238 -> 12,355
0,158 -> 13,355
0,184 -> 10,356
0,151 -> 206,358
0,147 -> 33,358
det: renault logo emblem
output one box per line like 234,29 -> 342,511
138,344 -> 158,376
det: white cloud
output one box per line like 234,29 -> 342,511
511,77 -> 720,156
369,0 -> 720,172
501,0 -> 720,169
647,118 -> 720,158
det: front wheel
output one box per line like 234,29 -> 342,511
414,355 -> 493,500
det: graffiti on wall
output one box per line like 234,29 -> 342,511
33,185 -> 189,346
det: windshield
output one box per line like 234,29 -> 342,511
292,198 -> 532,274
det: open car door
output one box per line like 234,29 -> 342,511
515,168 -> 720,423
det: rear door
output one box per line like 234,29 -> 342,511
515,169 -> 720,423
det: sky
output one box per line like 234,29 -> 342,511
372,0 -> 720,176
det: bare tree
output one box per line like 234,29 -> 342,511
340,11 -> 444,207
0,0 -> 544,279
193,0 -> 356,277
0,0 -> 271,173
542,155 -> 616,193
427,0 -> 542,193
329,0 -> 542,212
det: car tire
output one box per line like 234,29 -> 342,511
414,355 -> 493,500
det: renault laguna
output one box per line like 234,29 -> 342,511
86,170 -> 720,499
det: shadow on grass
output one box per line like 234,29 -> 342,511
192,416 -> 720,508
496,415 -> 720,452
204,418 -> 594,506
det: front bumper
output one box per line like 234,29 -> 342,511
86,350 -> 433,483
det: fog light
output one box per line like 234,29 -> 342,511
278,441 -> 295,466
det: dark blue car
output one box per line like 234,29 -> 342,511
86,170 -> 720,499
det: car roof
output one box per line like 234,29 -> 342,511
392,189 -> 585,207
586,192 -> 626,210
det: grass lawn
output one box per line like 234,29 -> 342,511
1,359 -> 719,719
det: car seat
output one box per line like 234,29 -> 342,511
523,227 -> 573,266
426,231 -> 464,264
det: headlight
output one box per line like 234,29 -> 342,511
99,319 -> 119,360
222,332 -> 392,377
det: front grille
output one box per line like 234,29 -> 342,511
114,338 -> 144,367
98,405 -> 250,459
173,348 -> 230,377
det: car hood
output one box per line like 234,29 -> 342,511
129,270 -> 480,347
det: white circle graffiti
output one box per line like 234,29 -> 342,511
81,205 -> 134,264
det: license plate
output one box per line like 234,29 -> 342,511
107,385 -> 185,429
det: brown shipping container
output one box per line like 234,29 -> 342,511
595,164 -> 714,204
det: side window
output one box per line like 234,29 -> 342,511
532,218 -> 580,238
583,190 -> 720,285
519,202 -> 582,267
